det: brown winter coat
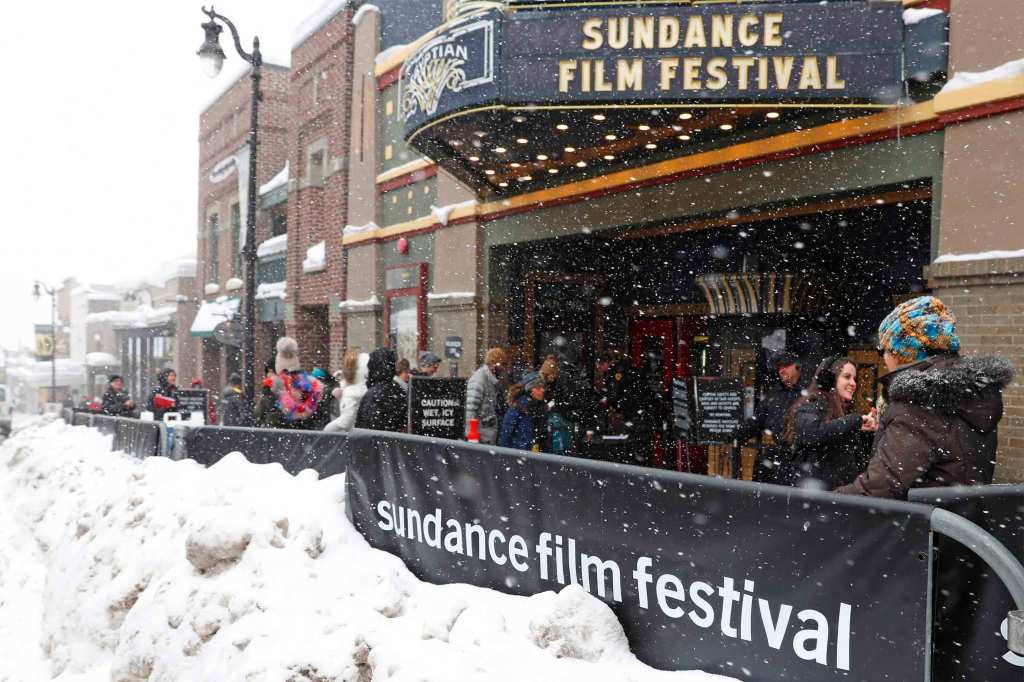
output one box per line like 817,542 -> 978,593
837,354 -> 1014,500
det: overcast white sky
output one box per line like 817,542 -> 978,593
0,0 -> 326,349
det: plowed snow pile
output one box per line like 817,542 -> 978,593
0,418 -> 736,682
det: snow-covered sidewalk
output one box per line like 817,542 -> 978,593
0,418 -> 735,682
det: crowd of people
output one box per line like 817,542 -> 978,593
89,295 -> 1012,502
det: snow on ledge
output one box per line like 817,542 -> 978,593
292,0 -> 350,49
375,43 -> 409,67
426,291 -> 475,302
337,295 -> 380,311
87,305 -> 178,329
302,241 -> 327,273
941,57 -> 1024,94
257,234 -> 288,259
903,8 -> 943,25
259,162 -> 289,195
934,249 -> 1024,264
342,221 -> 379,236
431,200 -> 477,226
352,4 -> 379,25
255,281 -> 287,301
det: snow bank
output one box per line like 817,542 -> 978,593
302,240 -> 326,273
0,419 -> 735,682
941,56 -> 1024,93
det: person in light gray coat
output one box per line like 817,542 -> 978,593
465,347 -> 507,444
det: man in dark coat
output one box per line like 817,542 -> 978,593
100,375 -> 135,417
147,368 -> 180,421
355,348 -> 408,433
838,296 -> 1014,499
736,352 -> 804,482
220,373 -> 247,427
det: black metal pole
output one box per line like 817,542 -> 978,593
201,8 -> 262,423
242,41 -> 261,423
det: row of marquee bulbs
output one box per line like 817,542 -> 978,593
461,110 -> 783,185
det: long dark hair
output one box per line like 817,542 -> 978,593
782,356 -> 855,445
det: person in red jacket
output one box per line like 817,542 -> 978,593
147,368 -> 180,421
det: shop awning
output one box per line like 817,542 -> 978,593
190,298 -> 240,338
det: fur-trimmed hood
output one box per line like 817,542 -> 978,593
884,353 -> 1015,431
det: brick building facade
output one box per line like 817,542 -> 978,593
284,5 -> 355,372
195,64 -> 291,394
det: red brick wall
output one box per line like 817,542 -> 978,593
284,8 -> 355,371
196,64 -> 291,386
928,259 -> 1024,482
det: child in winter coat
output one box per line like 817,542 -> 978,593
498,372 -> 547,452
324,350 -> 369,432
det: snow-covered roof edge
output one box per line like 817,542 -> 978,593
352,4 -> 379,25
199,60 -> 290,115
292,0 -> 351,50
940,57 -> 1024,94
934,248 -> 1024,264
902,8 -> 943,26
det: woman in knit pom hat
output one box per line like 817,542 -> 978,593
837,296 -> 1014,499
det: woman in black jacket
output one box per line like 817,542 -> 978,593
779,356 -> 877,488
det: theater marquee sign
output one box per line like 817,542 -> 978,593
402,1 -> 904,139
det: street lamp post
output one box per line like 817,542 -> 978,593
197,6 -> 261,423
32,282 -> 58,404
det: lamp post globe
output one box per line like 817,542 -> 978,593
197,18 -> 226,78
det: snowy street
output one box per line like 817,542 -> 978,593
0,419 -> 733,682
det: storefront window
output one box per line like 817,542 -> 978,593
384,263 -> 427,362
388,295 -> 419,363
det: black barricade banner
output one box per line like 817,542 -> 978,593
182,426 -> 348,479
346,430 -> 933,681
910,486 -> 1024,681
